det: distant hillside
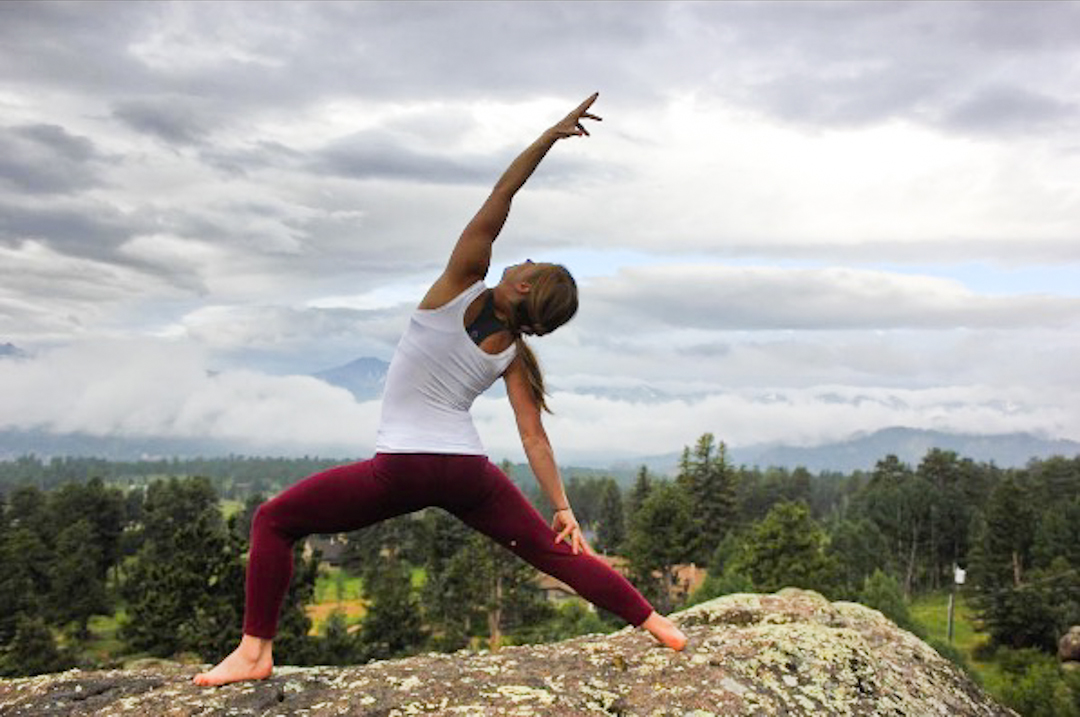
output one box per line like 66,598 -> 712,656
610,427 -> 1080,476
732,427 -> 1080,474
0,428 -> 364,462
2,426 -> 1076,475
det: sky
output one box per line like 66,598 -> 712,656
1,0 -> 1079,465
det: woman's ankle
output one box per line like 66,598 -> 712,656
238,634 -> 273,660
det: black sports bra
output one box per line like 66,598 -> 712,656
466,290 -> 508,346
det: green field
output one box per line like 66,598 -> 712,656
308,566 -> 366,635
219,499 -> 244,520
908,591 -> 1005,689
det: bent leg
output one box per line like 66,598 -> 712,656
448,460 -> 654,627
244,457 -> 419,638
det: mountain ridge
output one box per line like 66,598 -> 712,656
1,426 -> 1075,476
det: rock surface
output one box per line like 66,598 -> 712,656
0,589 -> 1016,716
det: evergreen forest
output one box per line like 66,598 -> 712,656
1,436 -> 1078,715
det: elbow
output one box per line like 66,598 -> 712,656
520,432 -> 551,456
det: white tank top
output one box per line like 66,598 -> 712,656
375,280 -> 517,455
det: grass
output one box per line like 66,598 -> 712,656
305,564 -> 427,635
307,566 -> 366,635
78,609 -> 129,666
219,499 -> 244,520
908,591 -> 1005,687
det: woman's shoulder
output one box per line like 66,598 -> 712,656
418,274 -> 485,312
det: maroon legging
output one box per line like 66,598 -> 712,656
243,453 -> 654,638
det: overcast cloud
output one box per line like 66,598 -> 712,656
1,1 -> 1078,464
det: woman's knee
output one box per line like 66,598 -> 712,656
251,499 -> 293,540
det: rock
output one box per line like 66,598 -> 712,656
1060,626 -> 1080,663
0,589 -> 1017,716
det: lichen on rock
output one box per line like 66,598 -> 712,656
0,589 -> 1017,716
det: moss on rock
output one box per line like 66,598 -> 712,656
0,590 -> 1016,716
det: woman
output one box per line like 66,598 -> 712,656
194,93 -> 687,687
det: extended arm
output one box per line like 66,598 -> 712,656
505,357 -> 591,555
421,93 -> 601,308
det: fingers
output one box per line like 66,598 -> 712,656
560,93 -> 602,136
575,92 -> 599,114
554,524 -> 592,555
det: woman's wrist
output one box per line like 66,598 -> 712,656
554,505 -> 570,512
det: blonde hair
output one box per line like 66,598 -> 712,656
507,264 -> 578,413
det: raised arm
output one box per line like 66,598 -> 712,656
420,93 -> 601,308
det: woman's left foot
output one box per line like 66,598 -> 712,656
193,635 -> 273,686
642,611 -> 688,651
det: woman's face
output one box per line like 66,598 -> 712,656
501,259 -> 558,286
501,258 -> 535,283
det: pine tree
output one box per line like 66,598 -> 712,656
858,569 -> 917,633
732,501 -> 839,596
676,433 -> 737,565
50,519 -> 110,639
420,509 -> 484,650
320,610 -> 362,665
853,454 -> 937,597
970,474 -> 1052,650
626,466 -> 653,519
0,526 -> 46,645
916,449 -> 974,590
48,478 -> 125,583
827,517 -> 890,598
625,481 -> 695,613
0,613 -> 71,677
120,477 -> 244,658
359,555 -> 426,660
595,479 -> 625,555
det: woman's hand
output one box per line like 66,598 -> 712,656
547,92 -> 602,140
552,507 -> 593,556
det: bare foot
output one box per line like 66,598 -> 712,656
641,611 -> 688,651
192,634 -> 273,686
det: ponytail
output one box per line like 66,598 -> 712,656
514,335 -> 550,413
506,264 -> 578,414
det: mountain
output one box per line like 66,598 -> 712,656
732,427 -> 1080,474
0,342 -> 25,359
0,428 -> 355,462
312,356 -> 389,401
608,427 -> 1080,477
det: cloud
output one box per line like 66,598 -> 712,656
0,239 -> 190,342
580,265 -> 1080,332
681,1 -> 1080,136
939,85 -> 1076,135
171,302 -> 409,372
472,382 -> 1080,464
0,339 -> 380,453
3,337 -> 1073,466
112,96 -> 226,146
0,124 -> 107,194
310,128 -> 498,185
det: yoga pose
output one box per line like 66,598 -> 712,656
194,94 -> 687,687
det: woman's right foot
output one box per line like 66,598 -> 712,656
192,635 -> 273,686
